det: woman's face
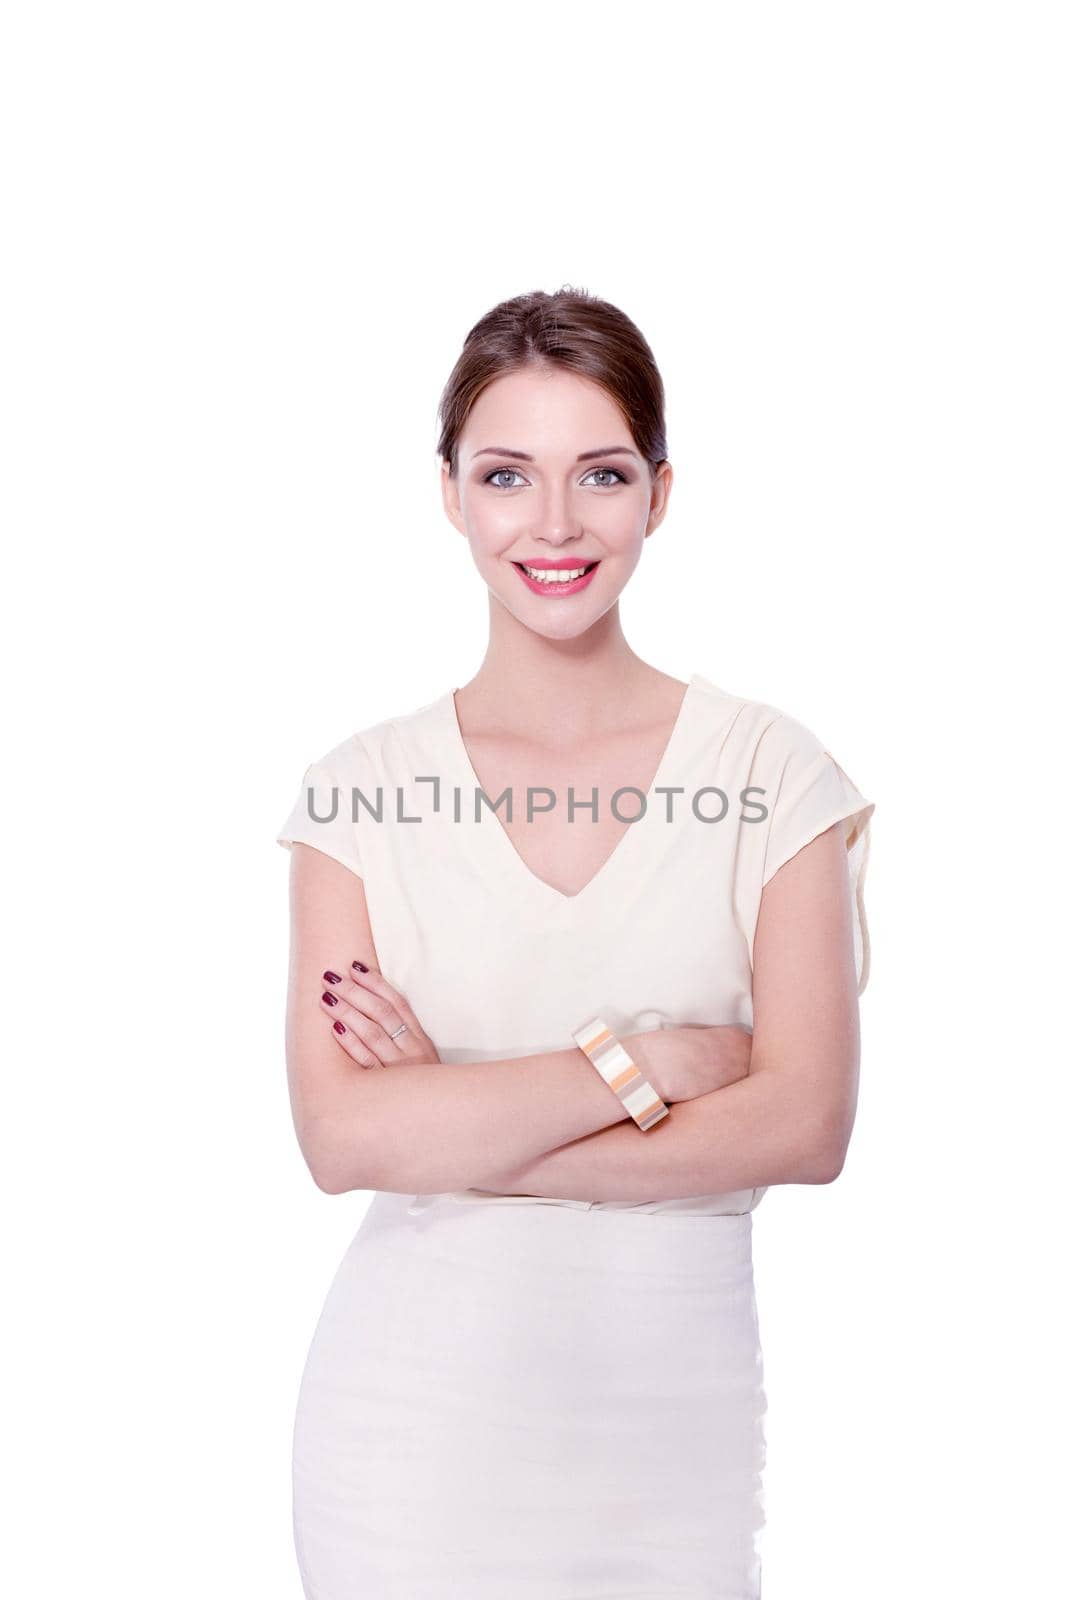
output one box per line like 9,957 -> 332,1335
442,365 -> 672,640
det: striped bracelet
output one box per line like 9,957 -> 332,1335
571,1016 -> 670,1131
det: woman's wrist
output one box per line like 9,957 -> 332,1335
619,1030 -> 672,1105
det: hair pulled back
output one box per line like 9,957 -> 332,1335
436,284 -> 668,481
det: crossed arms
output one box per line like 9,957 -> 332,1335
283,821 -> 860,1200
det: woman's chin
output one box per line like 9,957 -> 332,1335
507,600 -> 614,641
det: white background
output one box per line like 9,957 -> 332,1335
4,3 -> 1062,1595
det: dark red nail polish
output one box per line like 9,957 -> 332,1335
323,971 -> 342,984
333,1020 -> 345,1033
322,991 -> 338,1006
352,961 -> 369,973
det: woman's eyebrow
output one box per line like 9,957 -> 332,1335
471,446 -> 639,462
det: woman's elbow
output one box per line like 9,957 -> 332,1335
297,1116 -> 367,1196
310,1155 -> 349,1195
809,1146 -> 847,1184
806,1118 -> 852,1184
298,1135 -> 344,1195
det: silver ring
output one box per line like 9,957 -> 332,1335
388,1023 -> 408,1040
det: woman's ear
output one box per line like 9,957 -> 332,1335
645,459 -> 674,537
439,457 -> 467,536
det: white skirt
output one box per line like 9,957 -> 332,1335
292,1190 -> 767,1598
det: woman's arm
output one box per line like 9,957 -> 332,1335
320,1040 -> 636,1196
287,844 -> 659,1195
476,1075 -> 828,1202
482,821 -> 863,1200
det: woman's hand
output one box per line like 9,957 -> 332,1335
623,1023 -> 752,1105
319,961 -> 442,1069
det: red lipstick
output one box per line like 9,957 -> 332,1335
511,558 -> 600,597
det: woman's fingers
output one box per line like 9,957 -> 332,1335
318,982 -> 394,1067
346,963 -> 439,1063
317,968 -> 416,1066
317,962 -> 440,1068
318,995 -> 384,1069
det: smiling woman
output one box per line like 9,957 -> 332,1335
276,284 -> 875,1598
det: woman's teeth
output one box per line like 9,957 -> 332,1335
518,563 -> 593,582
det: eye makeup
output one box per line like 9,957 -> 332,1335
482,464 -> 630,489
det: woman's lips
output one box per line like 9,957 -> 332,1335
511,560 -> 600,596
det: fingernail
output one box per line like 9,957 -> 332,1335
323,971 -> 342,984
352,961 -> 369,973
333,1020 -> 346,1034
322,991 -> 338,1006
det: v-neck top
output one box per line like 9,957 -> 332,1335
276,672 -> 875,1217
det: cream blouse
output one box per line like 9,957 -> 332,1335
277,672 -> 874,1217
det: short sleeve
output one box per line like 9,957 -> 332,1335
276,757 -> 364,880
756,713 -> 875,994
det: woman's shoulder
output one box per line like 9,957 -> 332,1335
302,686 -> 451,778
689,671 -> 824,758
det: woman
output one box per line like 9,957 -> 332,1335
276,286 -> 875,1597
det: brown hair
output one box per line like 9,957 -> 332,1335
436,284 -> 668,481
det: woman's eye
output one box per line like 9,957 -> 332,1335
483,465 -> 629,490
